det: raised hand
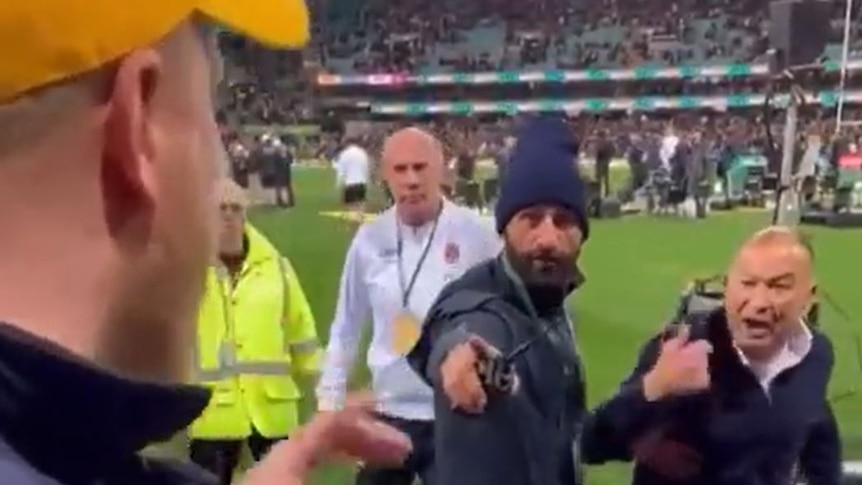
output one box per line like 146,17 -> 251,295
237,395 -> 412,485
642,324 -> 712,401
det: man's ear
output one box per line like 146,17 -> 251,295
101,50 -> 163,238
801,284 -> 818,326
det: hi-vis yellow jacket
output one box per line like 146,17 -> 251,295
189,224 -> 321,440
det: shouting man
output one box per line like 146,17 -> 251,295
584,226 -> 841,485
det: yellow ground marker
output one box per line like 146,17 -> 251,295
319,211 -> 379,223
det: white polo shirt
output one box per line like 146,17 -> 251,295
316,199 -> 501,420
660,134 -> 679,169
335,144 -> 370,187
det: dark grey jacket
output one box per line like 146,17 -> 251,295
408,257 -> 588,485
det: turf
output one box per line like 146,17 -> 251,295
246,167 -> 862,484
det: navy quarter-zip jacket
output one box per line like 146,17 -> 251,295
408,257 -> 587,485
582,309 -> 841,485
0,322 -> 215,485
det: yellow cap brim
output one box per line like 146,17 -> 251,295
199,0 -> 309,48
0,0 -> 309,102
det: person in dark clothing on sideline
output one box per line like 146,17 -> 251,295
256,134 -> 277,187
685,132 -> 711,216
273,140 -> 296,208
489,137 -> 514,205
455,149 -> 481,208
496,136 -> 514,185
0,2 -> 413,485
228,139 -> 252,189
583,226 -> 841,485
626,135 -> 648,200
595,131 -> 615,198
667,136 -> 691,206
408,117 -> 594,485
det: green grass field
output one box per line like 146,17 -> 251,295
245,167 -> 862,484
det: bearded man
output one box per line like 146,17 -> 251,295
407,117 -> 590,485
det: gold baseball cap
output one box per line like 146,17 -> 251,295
1,0 -> 309,102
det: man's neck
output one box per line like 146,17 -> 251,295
219,236 -> 249,278
0,249 -> 110,364
737,342 -> 785,366
219,244 -> 245,260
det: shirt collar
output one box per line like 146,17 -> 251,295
788,321 -> 814,356
735,319 -> 813,368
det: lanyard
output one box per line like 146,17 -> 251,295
396,211 -> 441,308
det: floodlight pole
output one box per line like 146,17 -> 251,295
836,0 -> 854,133
775,89 -> 802,227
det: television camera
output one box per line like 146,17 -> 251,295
674,76 -> 816,326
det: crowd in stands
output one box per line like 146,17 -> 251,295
216,30 -> 315,127
223,107 -> 862,176
384,110 -> 862,161
316,0 -> 861,74
216,0 -> 862,165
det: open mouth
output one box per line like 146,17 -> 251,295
742,318 -> 774,338
531,258 -> 559,273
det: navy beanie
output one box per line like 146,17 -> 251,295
495,116 -> 589,239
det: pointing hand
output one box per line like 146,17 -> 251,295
440,335 -> 510,413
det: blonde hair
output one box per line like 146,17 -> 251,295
218,177 -> 248,209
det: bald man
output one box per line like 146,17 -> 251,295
317,127 -> 502,484
0,1 -> 409,484
582,227 -> 841,485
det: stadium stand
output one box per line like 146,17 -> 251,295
216,3 -> 862,480
315,0 -> 857,74
217,0 -> 862,201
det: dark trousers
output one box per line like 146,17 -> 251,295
274,170 -> 295,207
355,415 -> 435,485
189,430 -> 283,485
596,163 -> 611,198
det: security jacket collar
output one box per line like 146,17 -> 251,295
0,321 -> 210,481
